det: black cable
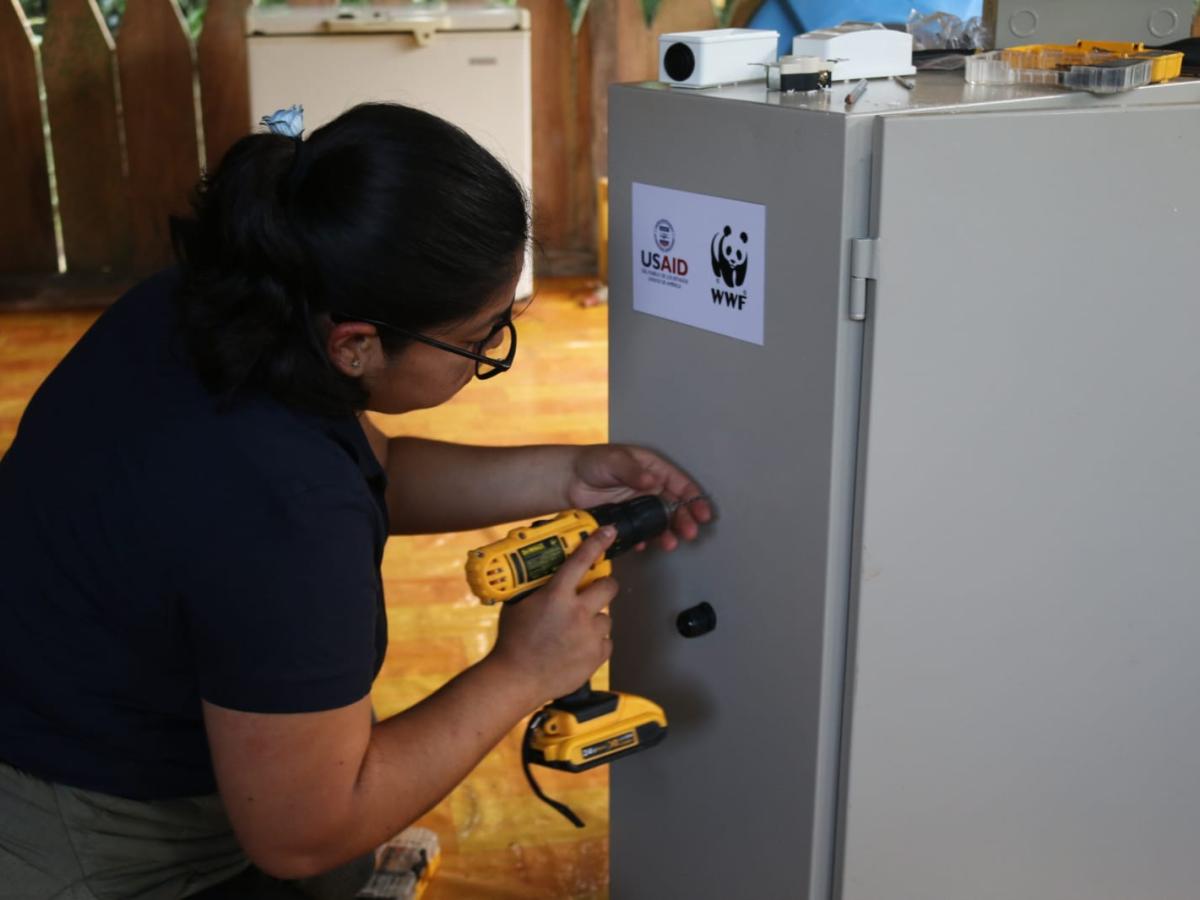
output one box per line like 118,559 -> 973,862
521,713 -> 585,829
1151,37 -> 1200,75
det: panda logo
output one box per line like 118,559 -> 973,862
711,226 -> 748,289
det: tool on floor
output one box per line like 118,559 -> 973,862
467,494 -> 705,827
356,826 -> 440,900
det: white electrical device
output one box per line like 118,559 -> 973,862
791,23 -> 915,82
659,29 -> 780,89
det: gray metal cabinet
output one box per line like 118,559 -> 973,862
607,74 -> 1200,899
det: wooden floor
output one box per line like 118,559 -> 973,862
0,278 -> 612,899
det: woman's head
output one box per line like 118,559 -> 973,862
172,102 -> 530,416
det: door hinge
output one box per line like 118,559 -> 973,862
849,238 -> 878,322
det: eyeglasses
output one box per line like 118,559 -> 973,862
330,308 -> 518,380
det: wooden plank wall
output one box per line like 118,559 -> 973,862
587,0 -> 718,193
0,0 -> 57,273
523,0 -> 597,275
0,0 -> 741,286
523,0 -> 727,274
3,0 -> 246,285
117,0 -> 204,270
41,0 -> 132,273
1,0 -> 742,287
30,0 -> 1191,285
197,0 -> 251,171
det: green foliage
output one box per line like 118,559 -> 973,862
638,0 -> 661,26
566,0 -> 589,35
18,0 -> 206,37
713,0 -> 739,27
16,0 -> 46,31
566,0 -> 738,34
101,0 -> 125,29
183,0 -> 205,33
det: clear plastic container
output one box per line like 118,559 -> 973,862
964,44 -> 1171,94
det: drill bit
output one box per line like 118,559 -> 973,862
666,495 -> 710,515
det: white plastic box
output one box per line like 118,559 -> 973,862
658,29 -> 779,89
791,23 -> 915,82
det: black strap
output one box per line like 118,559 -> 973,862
521,712 -> 585,829
1153,37 -> 1200,74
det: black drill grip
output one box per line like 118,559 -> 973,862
550,681 -> 619,722
587,495 -> 671,559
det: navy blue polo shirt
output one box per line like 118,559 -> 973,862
0,270 -> 389,800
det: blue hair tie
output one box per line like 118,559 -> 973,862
261,105 -> 311,196
261,104 -> 304,139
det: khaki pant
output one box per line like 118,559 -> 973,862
0,761 -> 372,900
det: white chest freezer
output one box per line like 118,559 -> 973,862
246,3 -> 533,298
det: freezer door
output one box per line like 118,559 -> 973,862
839,103 -> 1200,900
607,87 -> 864,900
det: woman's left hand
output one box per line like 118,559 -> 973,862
564,444 -> 713,551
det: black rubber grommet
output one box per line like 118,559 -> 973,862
676,602 -> 717,638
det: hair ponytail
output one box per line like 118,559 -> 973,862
171,103 -> 530,416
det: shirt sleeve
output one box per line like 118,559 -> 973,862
183,482 -> 383,713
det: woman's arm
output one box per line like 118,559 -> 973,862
358,415 -> 712,542
358,414 -> 574,531
380,436 -> 580,533
204,529 -> 619,879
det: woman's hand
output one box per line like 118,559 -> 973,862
487,528 -> 620,706
564,445 -> 713,552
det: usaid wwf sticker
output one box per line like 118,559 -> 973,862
631,183 -> 766,346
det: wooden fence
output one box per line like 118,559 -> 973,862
4,0 -> 1198,297
1,0 -> 251,285
0,0 -> 739,299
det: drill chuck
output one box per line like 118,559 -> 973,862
589,495 -> 671,558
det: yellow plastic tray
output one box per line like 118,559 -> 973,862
1075,41 -> 1184,84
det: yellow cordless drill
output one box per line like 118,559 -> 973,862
466,495 -> 686,827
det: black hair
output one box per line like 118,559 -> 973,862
170,102 -> 530,416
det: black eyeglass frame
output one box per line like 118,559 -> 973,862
329,311 -> 518,380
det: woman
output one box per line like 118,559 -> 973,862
0,103 -> 710,898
